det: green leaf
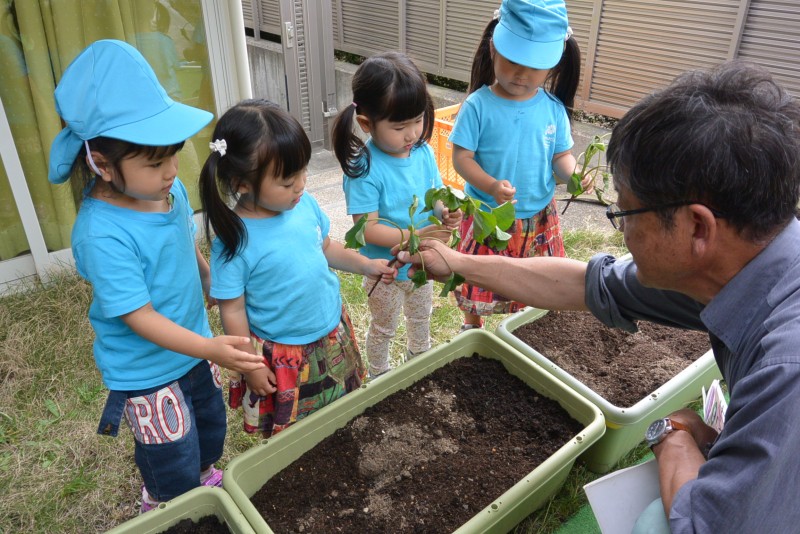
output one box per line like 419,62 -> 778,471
407,231 -> 421,255
472,210 -> 495,243
408,195 -> 419,222
493,202 -> 516,231
410,269 -> 429,288
427,215 -> 441,226
439,273 -> 465,296
450,230 -> 462,250
567,171 -> 583,196
344,216 -> 369,249
423,188 -> 438,212
494,226 -> 511,242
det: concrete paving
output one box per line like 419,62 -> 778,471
307,119 -> 616,243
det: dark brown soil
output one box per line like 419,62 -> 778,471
250,355 -> 584,533
162,516 -> 229,533
512,310 -> 711,407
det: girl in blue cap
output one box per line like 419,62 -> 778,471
330,52 -> 462,378
451,0 -> 591,330
48,40 -> 265,514
199,99 -> 396,437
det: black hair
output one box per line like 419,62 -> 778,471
199,99 -> 311,261
467,17 -> 581,120
607,60 -> 800,242
78,138 -> 184,193
330,52 -> 434,179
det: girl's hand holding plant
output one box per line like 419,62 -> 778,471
362,257 -> 398,285
440,206 -> 463,230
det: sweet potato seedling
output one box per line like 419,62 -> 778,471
562,133 -> 613,215
345,186 -> 516,297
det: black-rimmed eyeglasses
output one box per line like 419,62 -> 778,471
605,201 -> 726,231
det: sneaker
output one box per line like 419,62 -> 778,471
139,486 -> 159,515
200,467 -> 223,488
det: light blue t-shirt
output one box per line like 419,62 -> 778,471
343,141 -> 443,281
210,193 -> 341,345
71,178 -> 210,391
450,85 -> 573,218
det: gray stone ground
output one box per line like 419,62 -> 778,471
308,120 -> 616,242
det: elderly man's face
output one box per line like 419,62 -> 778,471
615,185 -> 695,292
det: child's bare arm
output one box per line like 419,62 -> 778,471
121,303 -> 265,373
453,145 -> 516,204
195,243 -> 216,309
354,212 -> 454,248
218,296 -> 276,396
322,237 -> 396,283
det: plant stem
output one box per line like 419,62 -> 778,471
367,257 -> 398,297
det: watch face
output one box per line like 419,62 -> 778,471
645,418 -> 668,443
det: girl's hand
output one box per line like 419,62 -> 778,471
363,258 -> 397,284
489,179 -> 517,205
441,207 -> 463,230
207,335 -> 267,373
579,172 -> 595,195
245,366 -> 277,397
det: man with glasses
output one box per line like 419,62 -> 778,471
398,61 -> 800,533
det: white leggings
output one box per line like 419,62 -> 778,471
363,278 -> 433,376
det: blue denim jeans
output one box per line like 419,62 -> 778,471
98,360 -> 226,501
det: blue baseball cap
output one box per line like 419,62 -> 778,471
492,0 -> 569,70
48,39 -> 213,184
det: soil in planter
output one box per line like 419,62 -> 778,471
250,355 -> 584,533
512,310 -> 711,407
162,516 -> 229,533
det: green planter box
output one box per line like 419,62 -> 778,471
496,307 -> 722,474
106,486 -> 255,534
223,330 -> 605,534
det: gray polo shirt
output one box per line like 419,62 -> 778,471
585,218 -> 800,533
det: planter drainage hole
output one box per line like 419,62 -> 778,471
491,503 -> 500,511
576,436 -> 583,442
158,503 -> 167,510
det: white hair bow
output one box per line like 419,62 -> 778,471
566,26 -> 573,41
209,139 -> 227,157
493,8 -> 500,20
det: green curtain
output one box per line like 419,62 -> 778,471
0,0 -> 214,261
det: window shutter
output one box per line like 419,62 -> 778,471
736,0 -> 800,95
587,0 -> 740,113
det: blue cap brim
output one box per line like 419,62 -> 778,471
493,23 -> 565,70
48,100 -> 213,184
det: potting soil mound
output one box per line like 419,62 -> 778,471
250,355 -> 583,533
512,310 -> 711,407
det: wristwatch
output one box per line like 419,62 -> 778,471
645,417 -> 691,448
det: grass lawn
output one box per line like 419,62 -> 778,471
0,229 -> 626,533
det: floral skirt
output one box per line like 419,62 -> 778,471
455,198 -> 565,316
228,307 -> 365,436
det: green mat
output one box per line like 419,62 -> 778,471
554,451 -> 657,534
556,504 -> 601,534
